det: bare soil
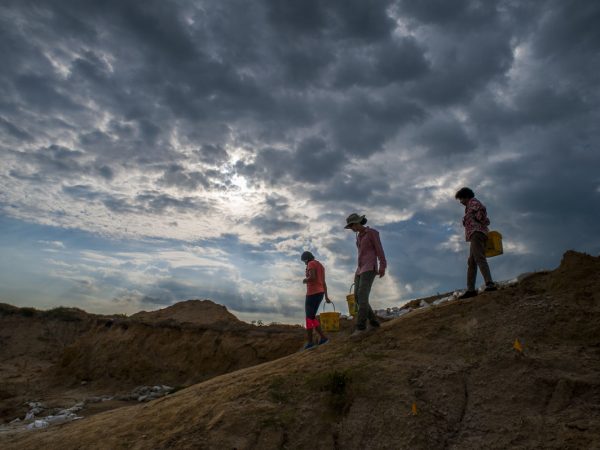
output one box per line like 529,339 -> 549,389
0,300 -> 304,426
130,300 -> 241,326
1,251 -> 599,449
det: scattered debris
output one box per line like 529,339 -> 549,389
0,401 -> 85,433
375,275 -> 529,319
86,395 -> 114,403
0,387 -> 173,434
1,387 -> 174,434
376,307 -> 410,319
119,385 -> 176,402
27,420 -> 49,430
24,402 -> 44,421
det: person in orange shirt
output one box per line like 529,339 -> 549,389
301,251 -> 331,350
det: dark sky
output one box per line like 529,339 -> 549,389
1,0 -> 599,322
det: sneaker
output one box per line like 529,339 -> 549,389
303,342 -> 316,350
484,283 -> 497,292
350,328 -> 367,339
318,337 -> 329,346
458,290 -> 478,299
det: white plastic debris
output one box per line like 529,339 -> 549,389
27,420 -> 49,430
24,402 -> 44,420
128,385 -> 175,402
87,395 -> 113,403
18,400 -> 85,431
62,402 -> 85,413
45,412 -> 81,424
433,296 -> 451,306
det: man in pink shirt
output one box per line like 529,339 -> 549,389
455,187 -> 497,299
345,213 -> 386,337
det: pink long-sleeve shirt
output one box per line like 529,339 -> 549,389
355,227 -> 387,275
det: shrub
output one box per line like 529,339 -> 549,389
19,307 -> 37,317
307,370 -> 354,416
43,307 -> 84,322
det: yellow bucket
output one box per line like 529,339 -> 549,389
485,231 -> 503,258
318,302 -> 340,332
345,283 -> 358,316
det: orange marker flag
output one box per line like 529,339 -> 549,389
411,402 -> 418,415
513,338 -> 523,352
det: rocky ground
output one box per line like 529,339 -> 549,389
1,251 -> 599,449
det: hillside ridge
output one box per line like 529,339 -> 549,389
2,250 -> 599,449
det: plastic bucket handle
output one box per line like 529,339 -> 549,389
321,301 -> 336,312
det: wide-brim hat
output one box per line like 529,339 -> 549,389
345,213 -> 366,229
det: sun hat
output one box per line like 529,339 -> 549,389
345,213 -> 366,229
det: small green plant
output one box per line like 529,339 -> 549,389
268,375 -> 290,403
325,370 -> 350,395
307,370 -> 354,417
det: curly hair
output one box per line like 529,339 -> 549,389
455,187 -> 475,200
300,251 -> 314,262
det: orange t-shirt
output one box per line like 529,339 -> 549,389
306,260 -> 325,295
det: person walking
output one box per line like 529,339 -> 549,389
301,251 -> 331,350
455,187 -> 497,299
344,213 -> 386,337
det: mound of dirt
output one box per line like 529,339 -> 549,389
52,318 -> 304,388
549,250 -> 599,292
0,301 -> 304,426
3,250 -> 598,449
131,299 -> 241,326
0,306 -> 98,422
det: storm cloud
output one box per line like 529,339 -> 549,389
1,0 -> 599,320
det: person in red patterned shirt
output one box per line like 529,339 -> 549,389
455,187 -> 497,299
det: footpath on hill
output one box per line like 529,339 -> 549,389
1,250 -> 599,449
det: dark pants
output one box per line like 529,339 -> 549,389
354,271 -> 378,330
467,231 -> 493,290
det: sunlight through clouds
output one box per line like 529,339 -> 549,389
1,0 -> 599,322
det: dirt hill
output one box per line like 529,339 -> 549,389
0,300 -> 304,425
131,299 -> 241,326
2,250 -> 599,449
53,313 -> 303,388
0,306 -> 99,421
